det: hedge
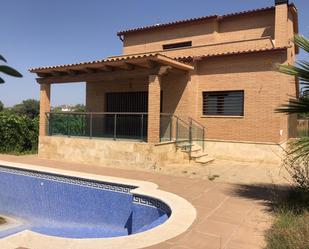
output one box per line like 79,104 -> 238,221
0,112 -> 38,153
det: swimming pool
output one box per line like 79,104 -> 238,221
0,165 -> 170,239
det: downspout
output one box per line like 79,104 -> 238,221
117,34 -> 124,42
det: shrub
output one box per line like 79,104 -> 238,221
0,112 -> 38,154
265,210 -> 309,249
283,152 -> 309,190
266,189 -> 309,249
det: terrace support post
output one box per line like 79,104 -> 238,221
147,74 -> 161,144
39,83 -> 51,136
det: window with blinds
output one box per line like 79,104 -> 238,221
202,91 -> 244,116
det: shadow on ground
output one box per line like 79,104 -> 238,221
229,183 -> 292,211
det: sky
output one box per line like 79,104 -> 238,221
1,0 -> 308,107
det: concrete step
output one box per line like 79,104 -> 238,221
190,152 -> 208,159
195,156 -> 215,165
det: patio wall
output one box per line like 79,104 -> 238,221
38,136 -> 189,168
38,136 -> 283,166
205,140 -> 285,164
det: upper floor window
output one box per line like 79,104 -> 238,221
202,91 -> 244,116
162,41 -> 192,50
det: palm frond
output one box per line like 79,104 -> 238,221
0,77 -> 4,84
288,138 -> 309,161
277,98 -> 309,114
0,65 -> 22,78
293,35 -> 309,54
279,62 -> 309,85
0,55 -> 7,63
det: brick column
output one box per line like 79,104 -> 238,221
39,83 -> 51,136
147,74 -> 161,143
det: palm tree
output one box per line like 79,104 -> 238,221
278,35 -> 309,159
0,54 -> 22,83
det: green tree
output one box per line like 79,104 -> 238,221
0,54 -> 22,83
11,99 -> 40,119
73,104 -> 86,112
0,101 -> 3,112
277,35 -> 309,159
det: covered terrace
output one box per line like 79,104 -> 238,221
29,53 -> 194,144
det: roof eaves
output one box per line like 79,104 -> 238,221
176,46 -> 290,62
117,15 -> 218,36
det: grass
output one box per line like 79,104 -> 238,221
0,217 -> 6,225
265,189 -> 309,249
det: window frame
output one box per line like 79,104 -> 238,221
202,90 -> 245,117
162,41 -> 192,50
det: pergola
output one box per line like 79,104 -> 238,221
30,53 -> 194,143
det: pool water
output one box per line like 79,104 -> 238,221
0,166 -> 170,239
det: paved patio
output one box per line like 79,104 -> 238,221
0,154 -> 280,249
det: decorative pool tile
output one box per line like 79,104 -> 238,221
0,166 -> 134,194
133,195 -> 171,214
0,165 -> 171,213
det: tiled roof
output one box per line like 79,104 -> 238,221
117,6 -> 275,36
29,53 -> 161,72
117,3 -> 297,36
176,46 -> 290,62
29,46 -> 290,73
29,53 -> 195,73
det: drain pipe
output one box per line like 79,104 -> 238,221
117,34 -> 124,42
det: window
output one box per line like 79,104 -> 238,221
162,41 -> 192,50
202,91 -> 244,116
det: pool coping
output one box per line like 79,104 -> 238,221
0,160 -> 196,249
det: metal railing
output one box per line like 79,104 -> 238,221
46,112 -> 205,152
160,113 -> 206,159
189,118 -> 205,151
47,112 -> 148,141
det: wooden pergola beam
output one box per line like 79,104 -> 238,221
122,62 -> 135,70
83,67 -> 97,73
97,65 -> 114,72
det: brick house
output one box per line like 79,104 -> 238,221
30,0 -> 298,167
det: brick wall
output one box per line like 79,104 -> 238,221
122,9 -> 275,57
194,51 -> 295,143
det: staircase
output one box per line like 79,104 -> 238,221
178,142 -> 215,165
160,113 -> 214,165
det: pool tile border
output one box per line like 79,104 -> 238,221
0,165 -> 171,213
